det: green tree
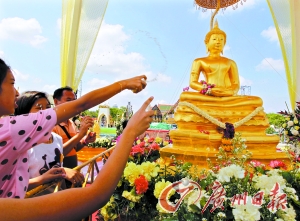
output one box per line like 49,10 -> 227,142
82,110 -> 98,118
266,113 -> 285,127
110,106 -> 127,122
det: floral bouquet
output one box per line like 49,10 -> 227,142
99,157 -> 193,220
278,103 -> 300,162
88,137 -> 116,148
199,80 -> 215,96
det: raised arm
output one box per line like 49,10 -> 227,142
0,97 -> 154,221
54,75 -> 147,124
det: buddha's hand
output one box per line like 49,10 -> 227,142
211,87 -> 234,97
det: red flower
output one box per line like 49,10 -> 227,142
130,145 -> 144,156
269,160 -> 287,170
149,142 -> 160,151
148,138 -> 154,143
138,141 -> 146,147
134,175 -> 148,194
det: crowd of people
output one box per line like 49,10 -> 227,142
0,58 -> 154,220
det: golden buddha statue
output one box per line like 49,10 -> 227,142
190,21 -> 239,97
160,22 -> 288,167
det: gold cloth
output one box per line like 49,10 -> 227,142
160,92 -> 288,167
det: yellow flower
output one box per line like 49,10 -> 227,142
286,117 -> 290,121
100,197 -> 117,221
136,140 -> 141,144
122,190 -> 142,202
141,161 -> 160,181
163,141 -> 169,146
284,130 -> 288,135
282,123 -> 286,128
295,126 -> 299,130
156,202 -> 169,213
155,136 -> 162,143
294,118 -> 299,124
124,162 -> 142,185
154,179 -> 172,198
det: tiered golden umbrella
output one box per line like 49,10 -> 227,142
194,0 -> 242,29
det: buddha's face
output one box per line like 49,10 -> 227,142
207,34 -> 225,53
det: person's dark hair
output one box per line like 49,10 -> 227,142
15,91 -> 50,115
122,119 -> 128,130
53,86 -> 74,100
0,58 -> 10,90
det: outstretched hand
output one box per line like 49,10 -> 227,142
120,75 -> 147,93
124,97 -> 154,138
40,167 -> 66,184
64,168 -> 85,186
78,116 -> 94,136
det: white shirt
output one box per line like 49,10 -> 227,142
28,132 -> 63,179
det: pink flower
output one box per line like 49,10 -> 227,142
116,135 -> 122,143
134,175 -> 148,194
250,160 -> 263,167
269,160 -> 287,170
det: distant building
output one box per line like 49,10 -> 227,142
112,103 -> 118,108
125,102 -> 133,120
151,105 -> 163,122
157,104 -> 173,116
98,104 -> 110,127
161,101 -> 179,124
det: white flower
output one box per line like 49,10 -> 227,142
217,164 -> 245,182
74,119 -> 81,126
266,169 -> 281,176
184,190 -> 201,213
276,206 -> 297,221
217,212 -> 226,218
284,187 -> 299,201
253,174 -> 286,195
232,203 -> 261,221
287,121 -> 294,127
291,129 -> 299,136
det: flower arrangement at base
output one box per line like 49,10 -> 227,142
97,133 -> 300,221
156,135 -> 300,221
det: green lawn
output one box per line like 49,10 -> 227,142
100,127 -> 116,135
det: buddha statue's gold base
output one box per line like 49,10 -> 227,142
160,92 -> 289,167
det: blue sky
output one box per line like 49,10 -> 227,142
0,0 -> 290,113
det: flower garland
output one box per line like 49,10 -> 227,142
178,101 -> 264,129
